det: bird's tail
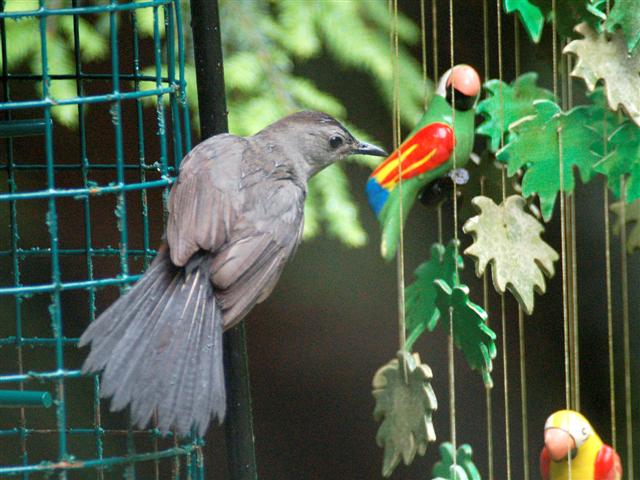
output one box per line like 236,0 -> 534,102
79,249 -> 225,437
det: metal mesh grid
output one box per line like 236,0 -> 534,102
0,1 -> 205,477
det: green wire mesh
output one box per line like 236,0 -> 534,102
0,1 -> 205,477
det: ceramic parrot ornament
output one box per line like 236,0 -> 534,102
366,64 -> 481,260
540,410 -> 622,480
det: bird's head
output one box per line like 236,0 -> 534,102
260,111 -> 387,178
436,64 -> 481,112
544,410 -> 593,461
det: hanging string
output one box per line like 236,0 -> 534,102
601,0 -> 618,455
432,0 -> 438,80
496,2 -> 512,479
619,174 -> 634,478
448,0 -> 458,468
420,0 -> 428,110
481,4 -> 494,479
501,295 -> 512,480
567,48 -> 580,412
432,0 -> 443,244
389,0 -> 406,353
513,16 -> 530,480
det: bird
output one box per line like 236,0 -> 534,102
79,111 -> 387,437
540,409 -> 622,480
365,64 -> 481,260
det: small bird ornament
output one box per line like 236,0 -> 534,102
540,409 -> 622,480
366,64 -> 481,260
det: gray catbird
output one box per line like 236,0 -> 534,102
79,111 -> 387,437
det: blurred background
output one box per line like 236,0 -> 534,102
1,0 -> 638,478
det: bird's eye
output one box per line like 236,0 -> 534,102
329,136 -> 343,149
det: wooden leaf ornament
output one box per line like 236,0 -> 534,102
476,72 -> 554,152
611,199 -> 640,254
496,100 -> 598,221
605,0 -> 640,54
594,122 -> 640,202
504,0 -> 545,43
463,195 -> 559,315
405,240 -> 463,350
564,22 -> 640,127
432,442 -> 482,480
373,351 -> 438,477
434,280 -> 496,387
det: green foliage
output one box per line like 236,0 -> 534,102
606,0 -> 640,53
594,122 -> 640,202
497,100 -> 598,221
372,351 -> 437,478
531,0 -> 605,37
432,443 -> 482,480
434,280 -> 496,388
4,1 -> 428,247
476,72 -> 554,152
505,0 -> 545,43
505,0 -> 605,41
405,240 -> 463,350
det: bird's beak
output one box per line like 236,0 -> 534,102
353,141 -> 388,157
544,428 -> 576,462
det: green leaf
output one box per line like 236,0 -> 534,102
463,195 -> 558,315
373,351 -> 437,478
606,0 -> 640,53
497,100 -> 598,221
434,281 -> 497,387
431,442 -> 482,480
531,0 -> 604,37
476,72 -> 554,152
505,0 -> 545,43
586,87 -> 626,142
405,240 -> 463,350
611,199 -> 640,253
594,122 -> 640,202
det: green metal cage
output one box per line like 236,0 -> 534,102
0,1 -> 206,477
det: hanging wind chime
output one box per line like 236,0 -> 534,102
369,0 -> 636,478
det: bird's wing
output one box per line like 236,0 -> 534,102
595,444 -> 623,480
166,134 -> 245,267
210,170 -> 306,328
539,446 -> 551,480
366,122 -> 454,216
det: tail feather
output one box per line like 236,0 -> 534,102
79,250 -> 225,437
79,260 -> 174,372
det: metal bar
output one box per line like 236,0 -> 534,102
0,390 -> 53,408
0,248 -> 157,258
189,1 -> 257,479
0,370 -> 83,384
0,87 -> 175,111
0,163 -> 173,171
0,177 -> 173,202
0,1 -> 173,19
0,119 -> 46,138
0,274 -> 142,296
0,443 -> 201,476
